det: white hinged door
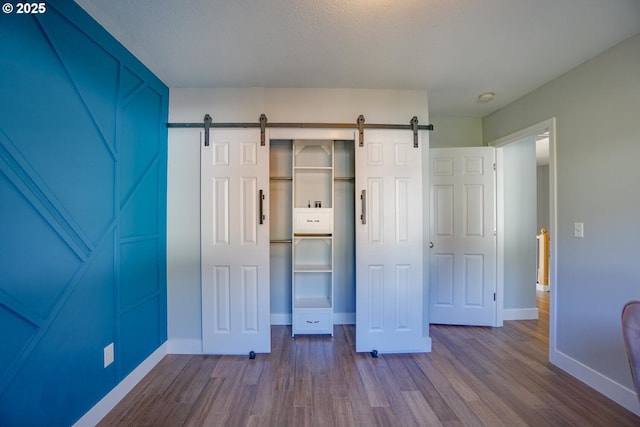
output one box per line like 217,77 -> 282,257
429,147 -> 496,326
201,129 -> 270,354
355,130 -> 428,353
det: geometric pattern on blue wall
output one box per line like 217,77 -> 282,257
120,86 -> 162,204
40,8 -> 120,151
0,168 -> 82,320
1,12 -> 116,247
120,162 -> 160,238
120,66 -> 145,103
120,238 -> 161,308
120,297 -> 161,376
0,231 -> 117,425
0,306 -> 38,382
0,2 -> 168,425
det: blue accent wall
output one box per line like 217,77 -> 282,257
0,1 -> 168,425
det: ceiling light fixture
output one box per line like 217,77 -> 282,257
477,92 -> 495,103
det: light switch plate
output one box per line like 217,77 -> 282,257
574,222 -> 584,238
104,343 -> 114,368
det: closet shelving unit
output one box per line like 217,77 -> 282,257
291,140 -> 334,336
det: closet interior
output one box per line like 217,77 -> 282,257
269,139 -> 355,335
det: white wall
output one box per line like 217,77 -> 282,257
167,88 -> 429,352
483,33 -> 640,414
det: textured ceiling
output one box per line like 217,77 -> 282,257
74,0 -> 640,117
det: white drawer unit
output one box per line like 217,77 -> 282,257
293,310 -> 332,335
293,208 -> 333,234
292,140 -> 334,336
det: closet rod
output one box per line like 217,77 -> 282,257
167,114 -> 434,147
270,177 -> 353,181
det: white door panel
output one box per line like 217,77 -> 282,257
355,130 -> 428,353
429,147 -> 496,326
201,129 -> 270,354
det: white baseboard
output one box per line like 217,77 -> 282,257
271,312 -> 356,325
167,338 -> 202,354
503,307 -> 539,320
270,313 -> 292,325
551,349 -> 640,416
333,312 -> 355,324
72,342 -> 167,427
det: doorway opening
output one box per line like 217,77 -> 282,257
490,118 -> 557,360
535,130 -> 551,293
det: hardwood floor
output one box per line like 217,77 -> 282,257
99,292 -> 640,426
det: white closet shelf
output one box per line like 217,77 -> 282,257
294,297 -> 332,309
294,166 -> 332,170
293,264 -> 332,272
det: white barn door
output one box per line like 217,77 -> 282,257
201,129 -> 271,354
355,130 -> 428,354
429,147 -> 496,326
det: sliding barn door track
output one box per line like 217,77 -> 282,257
167,114 -> 433,148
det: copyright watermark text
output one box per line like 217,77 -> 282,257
3,2 -> 47,14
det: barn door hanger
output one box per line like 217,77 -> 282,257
357,115 -> 365,147
356,115 -> 424,148
203,113 -> 212,146
410,116 -> 419,148
259,114 -> 267,146
200,113 -> 267,147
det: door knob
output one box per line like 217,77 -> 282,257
429,242 -> 434,248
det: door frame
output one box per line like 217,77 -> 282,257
488,118 -> 557,356
268,127 -> 357,325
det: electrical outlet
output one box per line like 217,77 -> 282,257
104,343 -> 114,368
573,222 -> 584,238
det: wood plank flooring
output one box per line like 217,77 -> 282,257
99,292 -> 640,426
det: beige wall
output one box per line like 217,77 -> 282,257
428,116 -> 483,148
